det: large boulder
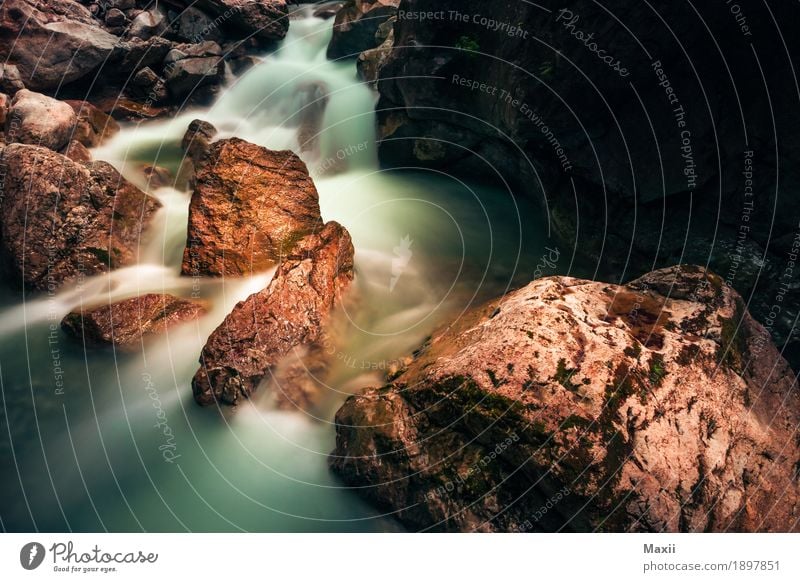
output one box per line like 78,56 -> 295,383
0,0 -> 120,90
326,0 -> 400,60
5,90 -> 77,151
192,221 -> 354,406
194,0 -> 289,43
181,137 -> 323,277
0,144 -> 161,290
62,293 -> 206,348
331,265 -> 800,532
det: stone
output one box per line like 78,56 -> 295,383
192,221 -> 354,406
175,6 -> 223,43
64,100 -> 120,147
0,0 -> 121,90
62,293 -> 206,347
104,7 -> 127,27
0,64 -> 25,94
0,144 -> 161,290
127,7 -> 168,40
331,265 -> 800,532
326,0 -> 399,60
194,0 -> 289,43
5,90 -> 77,151
62,139 -> 92,163
165,56 -> 225,100
181,137 -> 324,277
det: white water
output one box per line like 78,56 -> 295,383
0,8 -> 553,532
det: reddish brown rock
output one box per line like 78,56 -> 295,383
0,144 -> 161,290
181,137 -> 323,278
192,221 -> 354,406
62,139 -> 92,163
61,293 -> 206,348
65,100 -> 120,147
331,265 -> 800,532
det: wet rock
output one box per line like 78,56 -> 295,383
129,66 -> 168,103
181,118 -> 218,163
326,0 -> 399,60
0,64 -> 25,94
228,55 -> 263,76
192,221 -> 354,406
176,118 -> 218,188
142,164 -> 173,189
356,18 -> 394,85
127,7 -> 168,40
64,100 -> 120,147
0,144 -> 161,290
0,93 -> 9,127
194,0 -> 289,43
62,140 -> 92,163
5,90 -> 77,151
164,41 -> 223,66
104,7 -> 127,27
175,6 -> 223,43
314,1 -> 345,20
92,96 -> 169,121
0,0 -> 120,90
165,56 -> 225,101
62,293 -> 206,348
111,36 -> 173,72
331,265 -> 800,532
181,137 -> 323,277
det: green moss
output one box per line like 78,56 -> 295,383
553,358 -> 580,392
455,35 -> 480,53
717,298 -> 750,373
87,247 -> 112,266
648,353 -> 667,386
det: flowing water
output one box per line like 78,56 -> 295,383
0,8 -> 560,532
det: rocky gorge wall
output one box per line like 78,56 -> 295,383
359,0 -> 800,368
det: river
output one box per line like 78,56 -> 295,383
0,7 -> 559,532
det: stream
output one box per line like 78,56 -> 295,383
0,7 -> 559,532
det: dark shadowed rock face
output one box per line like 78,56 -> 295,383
181,137 -> 323,277
61,294 -> 206,348
194,0 -> 290,43
331,266 -> 800,532
371,0 -> 800,367
0,144 -> 161,290
326,0 -> 399,60
192,221 -> 354,406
